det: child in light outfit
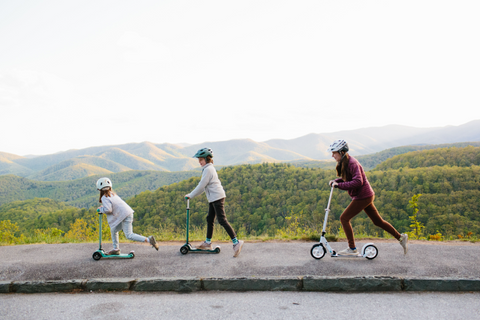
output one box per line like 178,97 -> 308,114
96,177 -> 159,254
185,148 -> 244,257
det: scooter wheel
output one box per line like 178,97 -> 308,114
363,244 -> 378,260
311,244 -> 326,260
92,252 -> 102,261
214,247 -> 221,253
130,252 -> 135,259
180,245 -> 189,255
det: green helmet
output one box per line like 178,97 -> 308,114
193,147 -> 213,158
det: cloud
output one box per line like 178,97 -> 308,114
117,31 -> 171,64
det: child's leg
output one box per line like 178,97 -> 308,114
340,198 -> 372,249
111,223 -> 123,250
206,202 -> 217,240
121,214 -> 147,243
211,198 -> 236,240
363,198 -> 401,240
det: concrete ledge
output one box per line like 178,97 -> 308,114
132,277 -> 201,292
0,281 -> 11,293
85,278 -> 135,292
2,277 -> 480,293
11,280 -> 85,293
203,277 -> 302,291
404,278 -> 480,291
303,276 -> 402,292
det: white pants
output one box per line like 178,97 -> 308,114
111,214 -> 146,250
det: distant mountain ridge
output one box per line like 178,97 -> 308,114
1,120 -> 480,181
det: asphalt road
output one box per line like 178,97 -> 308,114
1,240 -> 479,281
1,291 -> 479,320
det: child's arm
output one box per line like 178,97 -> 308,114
98,197 -> 113,214
186,167 -> 212,199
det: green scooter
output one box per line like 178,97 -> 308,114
180,198 -> 221,254
92,210 -> 135,260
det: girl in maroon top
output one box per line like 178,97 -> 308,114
327,139 -> 408,255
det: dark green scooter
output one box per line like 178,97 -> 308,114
92,211 -> 135,260
180,198 -> 221,254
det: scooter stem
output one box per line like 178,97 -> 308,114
186,199 -> 190,244
99,213 -> 102,251
322,186 -> 335,234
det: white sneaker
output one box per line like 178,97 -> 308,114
233,240 -> 244,257
196,241 -> 213,250
399,233 -> 408,254
338,247 -> 358,256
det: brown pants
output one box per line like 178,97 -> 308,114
340,196 -> 401,248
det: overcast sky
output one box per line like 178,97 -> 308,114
1,0 -> 479,156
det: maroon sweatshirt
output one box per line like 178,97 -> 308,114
335,156 -> 374,200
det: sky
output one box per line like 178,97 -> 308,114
1,0 -> 479,156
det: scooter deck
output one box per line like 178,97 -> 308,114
96,250 -> 135,259
331,253 -> 364,258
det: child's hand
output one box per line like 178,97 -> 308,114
329,180 -> 338,188
184,195 -> 190,200
97,207 -> 103,214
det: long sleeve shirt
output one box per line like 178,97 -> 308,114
187,163 -> 226,203
335,156 -> 375,200
98,194 -> 134,229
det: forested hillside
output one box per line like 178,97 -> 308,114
374,146 -> 480,170
0,170 -> 200,208
1,146 -> 480,243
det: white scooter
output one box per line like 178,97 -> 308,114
310,186 -> 378,260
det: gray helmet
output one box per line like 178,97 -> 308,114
193,147 -> 213,158
327,139 -> 349,153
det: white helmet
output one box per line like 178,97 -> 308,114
96,177 -> 112,190
327,139 -> 349,153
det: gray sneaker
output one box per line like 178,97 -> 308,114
399,233 -> 408,254
196,241 -> 213,250
148,236 -> 159,251
338,247 -> 358,256
233,240 -> 244,257
106,249 -> 120,255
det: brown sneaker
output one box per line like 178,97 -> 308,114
106,249 -> 120,255
196,241 -> 213,250
233,240 -> 244,257
148,236 -> 159,251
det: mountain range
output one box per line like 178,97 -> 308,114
1,120 -> 480,181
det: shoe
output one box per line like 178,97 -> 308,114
338,247 -> 358,256
399,233 -> 408,254
106,249 -> 120,255
196,241 -> 213,250
148,236 -> 159,251
233,240 -> 244,257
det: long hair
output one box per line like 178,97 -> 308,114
99,187 -> 116,203
336,152 -> 351,181
205,155 -> 213,164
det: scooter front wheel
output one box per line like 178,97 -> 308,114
363,244 -> 378,260
311,244 -> 326,260
180,245 -> 189,255
92,252 -> 102,261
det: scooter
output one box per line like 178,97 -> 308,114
92,211 -> 135,260
310,186 -> 378,260
180,198 -> 221,254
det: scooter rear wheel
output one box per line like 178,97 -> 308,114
311,244 -> 326,260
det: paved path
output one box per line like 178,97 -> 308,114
1,240 -> 479,281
